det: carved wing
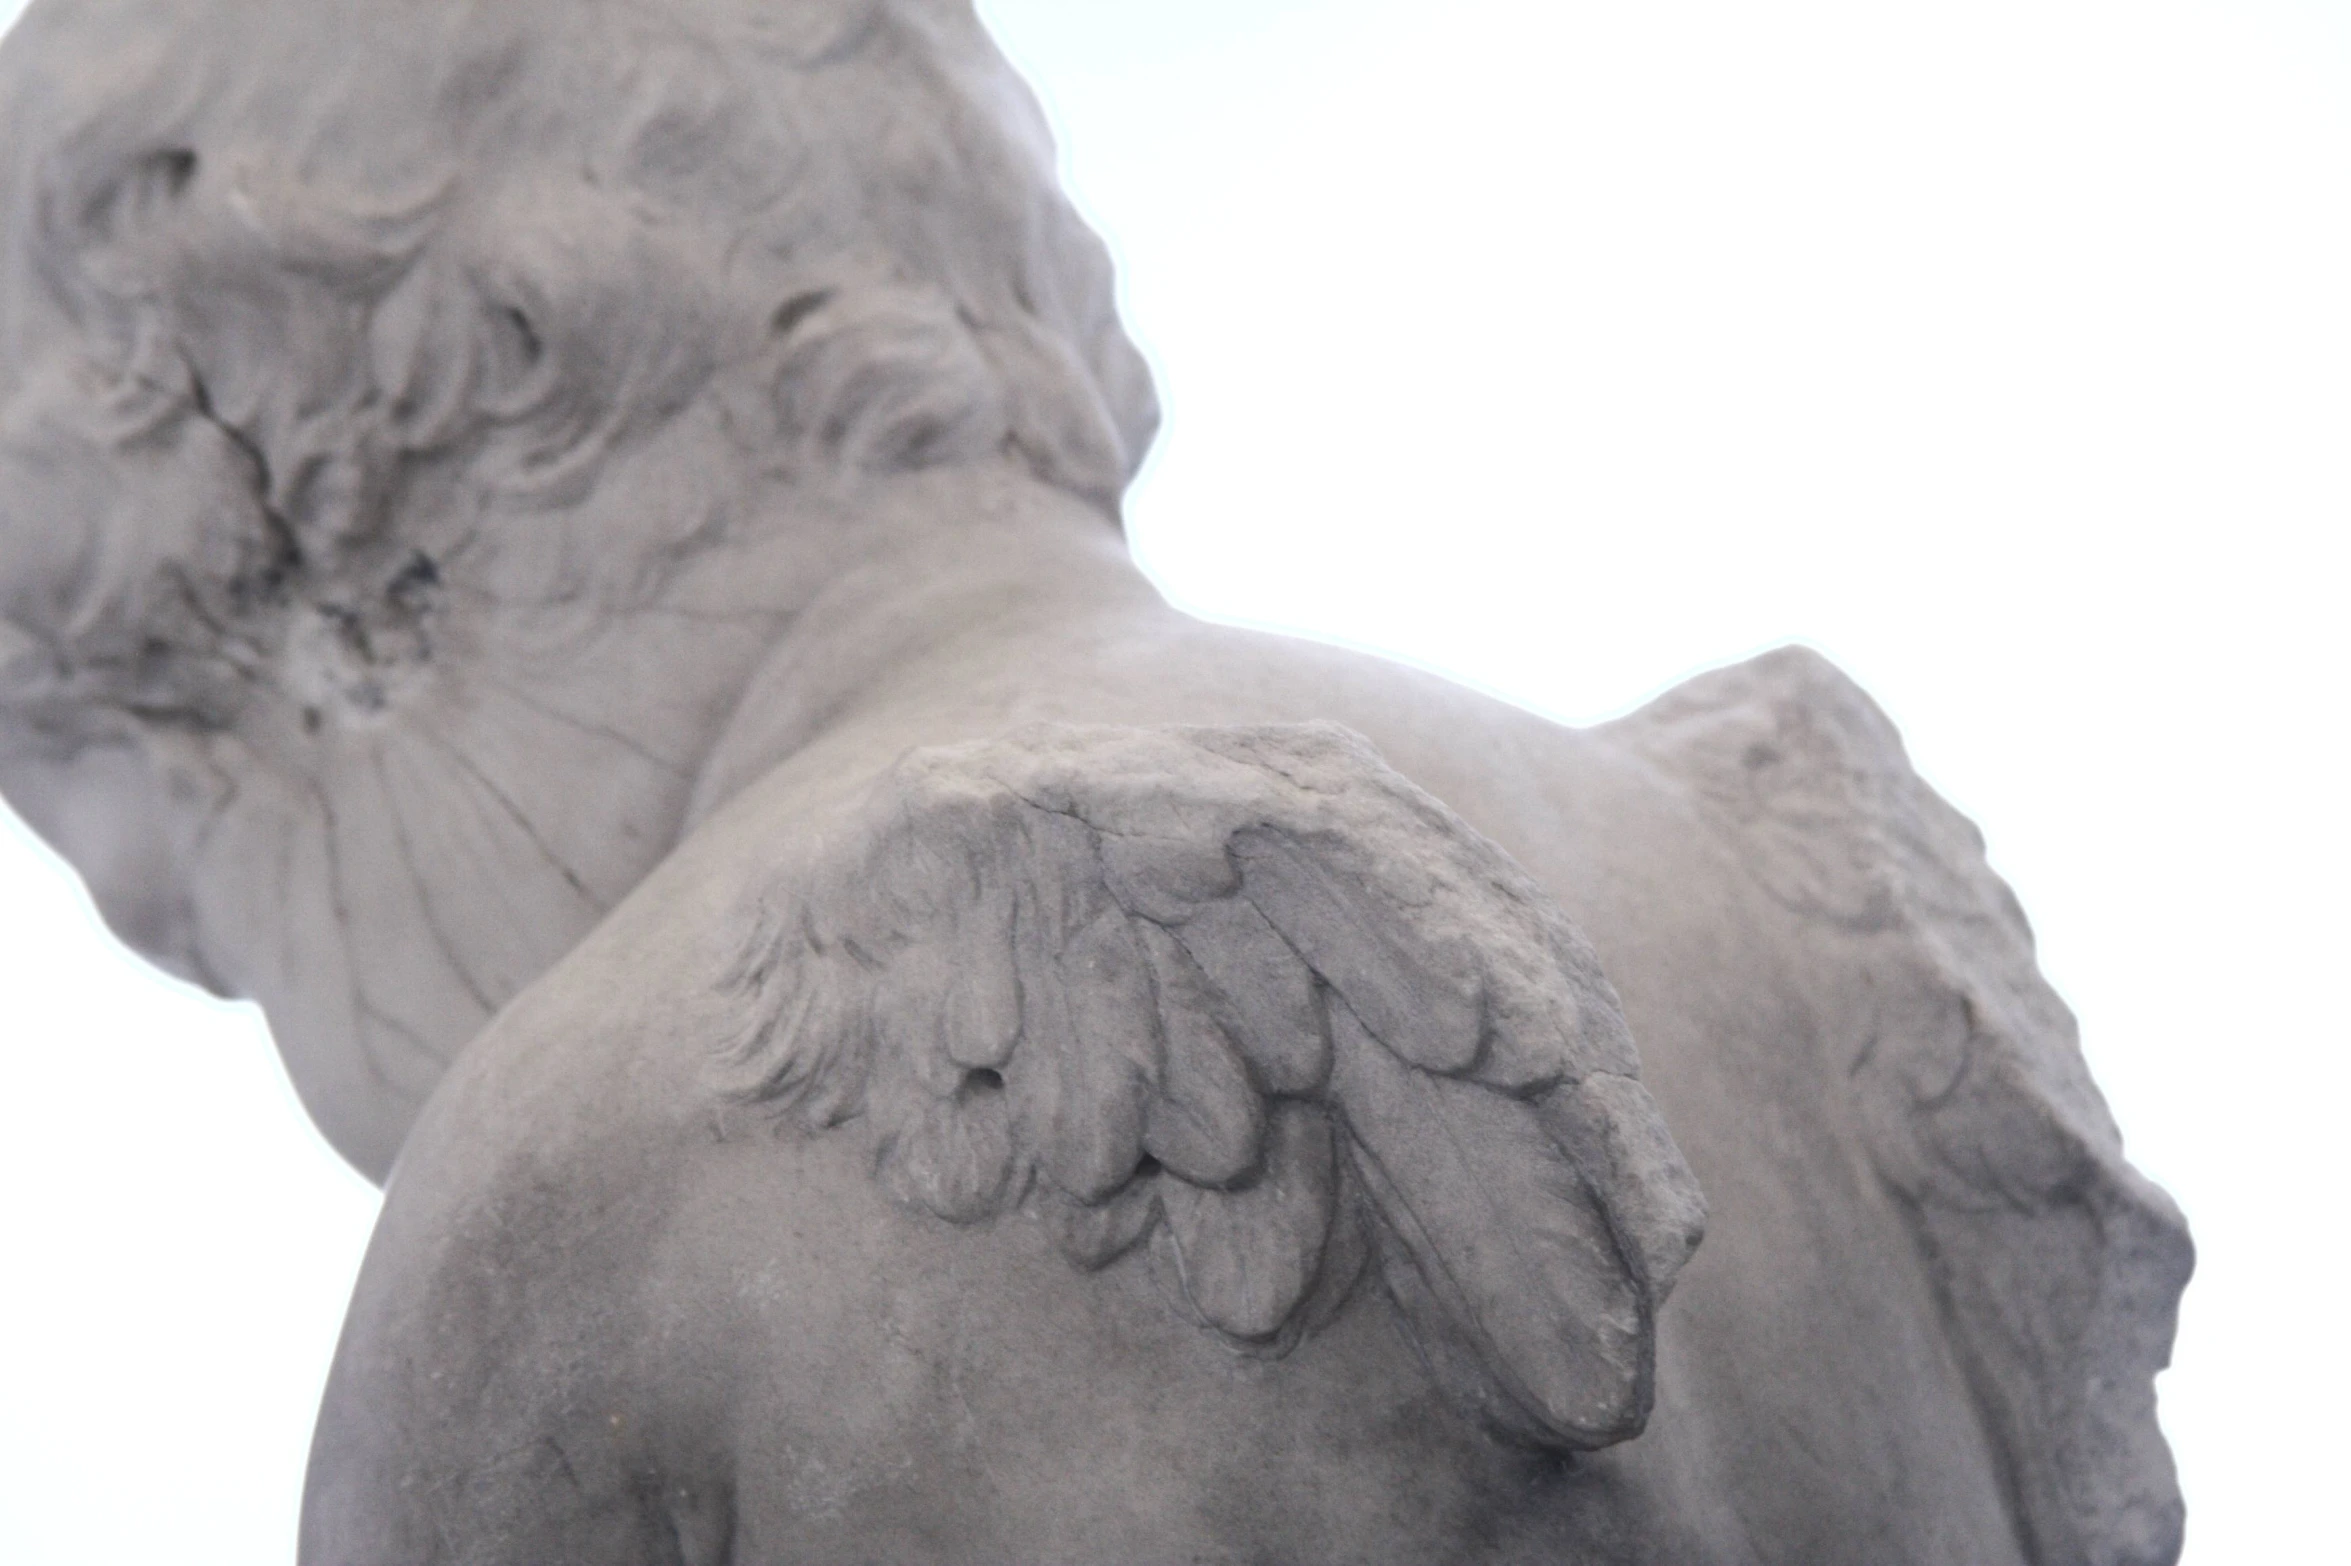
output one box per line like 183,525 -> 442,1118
1613,647 -> 2193,1564
717,721 -> 1704,1451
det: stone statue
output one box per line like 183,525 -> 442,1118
0,1 -> 2191,1561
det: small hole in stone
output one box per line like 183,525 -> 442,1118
152,149 -> 198,196
962,1067 -> 1004,1095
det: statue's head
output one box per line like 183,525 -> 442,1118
0,0 -> 1157,1175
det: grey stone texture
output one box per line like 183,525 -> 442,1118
0,1 -> 2190,1561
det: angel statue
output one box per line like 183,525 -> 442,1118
0,0 -> 2189,1561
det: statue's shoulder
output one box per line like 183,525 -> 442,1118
1600,643 -> 1984,934
1606,645 -> 2193,1566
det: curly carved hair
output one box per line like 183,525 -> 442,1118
0,0 -> 1157,740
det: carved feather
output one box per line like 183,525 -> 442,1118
1332,1003 -> 1648,1445
1161,1101 -> 1337,1340
1134,921 -> 1265,1188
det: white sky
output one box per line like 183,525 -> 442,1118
2,0 -> 2345,1560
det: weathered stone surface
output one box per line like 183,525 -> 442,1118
0,2 -> 2187,1561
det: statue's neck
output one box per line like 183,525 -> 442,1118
683,462 -> 1147,829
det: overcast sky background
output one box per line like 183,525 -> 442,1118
2,0 -> 2345,1560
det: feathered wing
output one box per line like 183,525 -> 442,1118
1614,647 -> 2192,1566
718,721 -> 1706,1452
